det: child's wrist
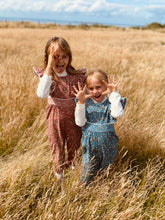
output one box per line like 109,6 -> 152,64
78,100 -> 85,104
45,66 -> 52,76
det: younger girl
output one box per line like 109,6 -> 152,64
34,37 -> 86,180
73,69 -> 127,185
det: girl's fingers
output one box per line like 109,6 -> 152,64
115,80 -> 120,87
102,80 -> 108,87
78,82 -> 82,91
113,75 -> 116,83
114,80 -> 120,88
83,84 -> 87,92
102,90 -> 109,95
51,45 -> 56,56
86,94 -> 92,99
73,85 -> 78,93
83,85 -> 87,92
71,91 -> 76,96
108,75 -> 112,84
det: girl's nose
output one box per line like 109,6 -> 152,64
93,89 -> 98,94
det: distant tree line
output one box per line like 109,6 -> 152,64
78,22 -> 165,30
133,22 -> 165,30
145,22 -> 165,29
0,21 -> 165,30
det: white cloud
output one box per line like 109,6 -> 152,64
0,0 -> 164,15
0,0 -> 165,25
62,1 -> 91,12
0,0 -> 132,13
89,0 -> 108,11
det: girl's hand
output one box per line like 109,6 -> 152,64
45,43 -> 61,80
47,43 -> 59,69
102,75 -> 120,95
72,83 -> 91,104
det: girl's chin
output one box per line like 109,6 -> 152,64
55,69 -> 65,74
55,66 -> 66,73
96,100 -> 103,103
93,97 -> 104,103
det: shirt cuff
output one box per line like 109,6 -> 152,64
109,91 -> 120,101
76,103 -> 85,109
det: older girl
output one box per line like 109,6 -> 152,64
34,37 -> 86,180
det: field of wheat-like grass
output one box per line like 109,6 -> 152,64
0,24 -> 165,219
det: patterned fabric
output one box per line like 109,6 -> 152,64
47,73 -> 85,173
34,67 -> 85,174
81,97 -> 127,184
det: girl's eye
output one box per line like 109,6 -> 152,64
63,55 -> 68,59
89,88 -> 93,91
54,55 -> 59,59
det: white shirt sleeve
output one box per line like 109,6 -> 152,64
75,103 -> 87,127
37,74 -> 52,98
109,91 -> 124,118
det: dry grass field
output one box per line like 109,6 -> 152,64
0,23 -> 165,219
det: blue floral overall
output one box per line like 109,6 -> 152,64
81,97 -> 127,184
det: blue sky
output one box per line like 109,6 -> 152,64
0,0 -> 165,26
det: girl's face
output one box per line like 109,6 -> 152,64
87,77 -> 107,103
51,43 -> 69,74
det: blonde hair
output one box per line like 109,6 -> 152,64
85,69 -> 108,87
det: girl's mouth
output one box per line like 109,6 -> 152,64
57,65 -> 65,71
93,94 -> 101,99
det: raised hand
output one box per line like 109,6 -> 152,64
47,43 -> 59,69
102,75 -> 120,95
45,43 -> 62,81
72,82 -> 92,104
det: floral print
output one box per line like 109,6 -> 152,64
46,73 -> 85,173
81,97 -> 127,184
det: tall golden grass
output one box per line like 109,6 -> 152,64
0,24 -> 165,219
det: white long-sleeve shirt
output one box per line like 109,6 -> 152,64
75,91 -> 124,127
36,71 -> 67,98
